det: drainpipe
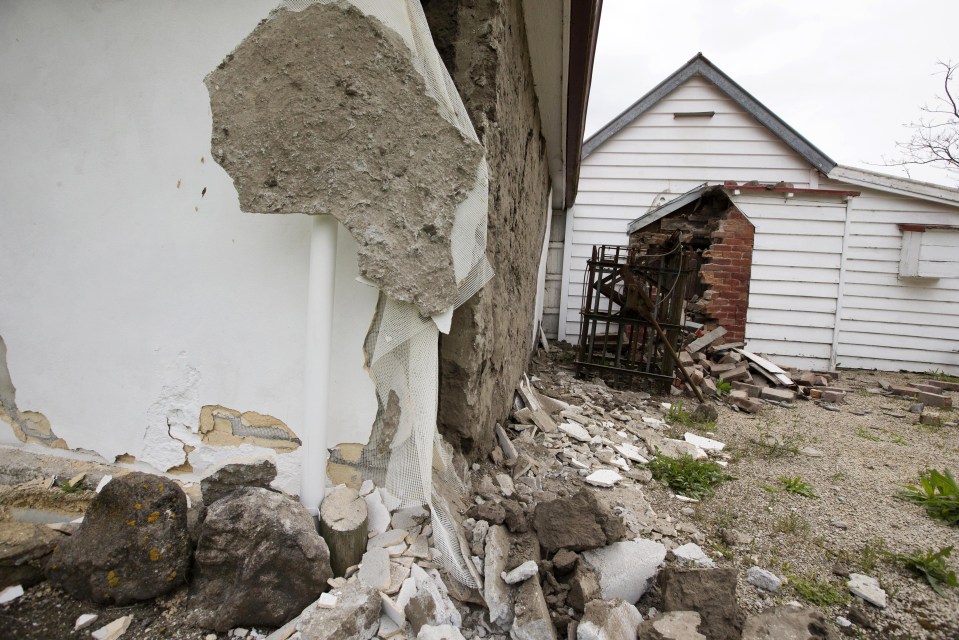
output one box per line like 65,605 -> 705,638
301,214 -> 338,516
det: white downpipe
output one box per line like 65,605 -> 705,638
301,214 -> 338,515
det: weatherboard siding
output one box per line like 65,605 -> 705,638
819,179 -> 959,374
563,75 -> 814,339
734,194 -> 847,371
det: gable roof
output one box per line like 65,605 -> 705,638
582,53 -> 836,174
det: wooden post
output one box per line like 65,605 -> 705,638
318,485 -> 369,577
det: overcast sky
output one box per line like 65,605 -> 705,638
585,0 -> 959,187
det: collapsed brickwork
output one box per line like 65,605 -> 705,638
424,0 -> 552,457
629,189 -> 755,344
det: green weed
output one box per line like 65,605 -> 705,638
885,546 -> 958,595
744,427 -> 807,459
664,401 -> 716,430
789,575 -> 848,606
648,454 -> 733,500
856,427 -> 883,442
926,369 -> 959,383
59,479 -> 85,494
860,538 -> 888,573
716,380 -> 733,397
773,512 -> 810,537
899,469 -> 959,525
778,475 -> 816,498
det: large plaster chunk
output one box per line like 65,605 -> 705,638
206,3 -> 484,316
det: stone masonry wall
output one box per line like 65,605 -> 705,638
423,0 -> 551,457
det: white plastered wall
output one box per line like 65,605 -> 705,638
0,0 -> 380,492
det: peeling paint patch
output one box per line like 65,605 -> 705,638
0,335 -> 68,449
197,405 -> 300,452
206,2 -> 483,316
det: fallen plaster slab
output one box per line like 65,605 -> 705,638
205,2 -> 484,316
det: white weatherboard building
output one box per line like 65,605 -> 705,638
546,54 -> 959,375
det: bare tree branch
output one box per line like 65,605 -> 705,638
885,61 -> 959,179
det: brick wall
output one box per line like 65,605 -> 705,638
698,207 -> 754,343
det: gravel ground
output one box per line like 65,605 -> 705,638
531,348 -> 959,640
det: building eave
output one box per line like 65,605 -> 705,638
828,164 -> 959,208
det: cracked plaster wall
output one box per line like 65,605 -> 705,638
423,0 -> 552,457
0,0 -> 380,494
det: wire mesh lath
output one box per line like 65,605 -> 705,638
576,243 -> 693,384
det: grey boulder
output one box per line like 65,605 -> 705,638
188,487 -> 332,630
46,472 -> 190,604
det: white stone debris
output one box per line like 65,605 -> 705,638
559,422 -> 592,443
379,592 -> 405,627
417,624 -> 467,640
0,585 -> 23,604
577,599 -> 643,640
495,473 -> 515,497
613,443 -> 648,464
73,614 -> 99,631
672,543 -> 716,568
848,573 -> 887,608
91,615 -> 133,640
502,560 -> 539,585
365,488 -> 391,535
585,469 -> 623,487
95,475 -> 112,493
317,592 -> 338,608
358,547 -> 392,590
746,566 -> 782,593
582,538 -> 667,603
683,432 -> 725,452
359,479 -> 374,496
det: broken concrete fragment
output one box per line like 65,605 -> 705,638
577,599 -> 642,640
296,582 -> 381,640
740,605 -> 839,640
636,611 -> 705,640
417,625 -> 467,640
0,521 -> 60,589
358,547 -> 392,591
200,458 -> 277,505
559,422 -> 592,443
75,613 -> 99,631
581,538 -> 667,603
483,525 -> 513,628
848,573 -> 886,608
566,563 -> 600,613
533,489 -> 626,554
503,560 -> 539,585
206,3 -> 483,316
671,543 -> 716,568
91,615 -> 133,640
683,432 -> 724,452
585,469 -> 623,488
658,568 -> 744,640
511,569 -> 557,640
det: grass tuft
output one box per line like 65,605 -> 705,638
899,469 -> 959,525
648,454 -> 732,500
885,546 -> 958,596
789,575 -> 848,606
778,475 -> 816,498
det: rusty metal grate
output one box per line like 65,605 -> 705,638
576,243 -> 694,384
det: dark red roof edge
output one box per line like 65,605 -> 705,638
564,0 -> 603,208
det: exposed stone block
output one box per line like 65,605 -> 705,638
760,387 -> 795,403
918,391 -> 952,408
